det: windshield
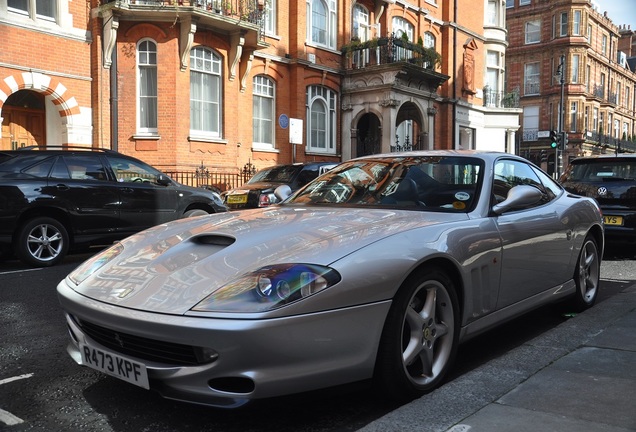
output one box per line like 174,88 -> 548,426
564,158 -> 636,181
248,165 -> 302,184
286,156 -> 484,212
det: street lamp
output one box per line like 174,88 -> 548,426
557,54 -> 565,178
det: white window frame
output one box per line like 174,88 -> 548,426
573,10 -> 581,35
525,20 -> 540,44
392,16 -> 414,41
252,75 -> 276,149
519,0 -> 530,5
570,102 -> 577,132
487,0 -> 499,26
189,46 -> 222,139
524,62 -> 540,95
559,12 -> 568,37
7,0 -> 57,22
571,54 -> 579,83
424,31 -> 435,48
306,86 -> 337,154
263,0 -> 276,35
306,0 -> 337,49
352,3 -> 370,42
506,0 -> 514,8
137,39 -> 158,136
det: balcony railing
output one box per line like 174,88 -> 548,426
483,86 -> 520,108
341,34 -> 441,71
101,0 -> 264,27
587,131 -> 636,153
524,82 -> 540,95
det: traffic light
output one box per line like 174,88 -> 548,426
540,149 -> 547,163
550,130 -> 560,148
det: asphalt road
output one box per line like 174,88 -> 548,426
0,244 -> 634,432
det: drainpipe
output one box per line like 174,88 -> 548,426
452,0 -> 457,148
110,45 -> 118,152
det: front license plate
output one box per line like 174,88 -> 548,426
80,343 -> 150,389
227,194 -> 248,204
603,215 -> 624,226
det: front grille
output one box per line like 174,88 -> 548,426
75,317 -> 205,366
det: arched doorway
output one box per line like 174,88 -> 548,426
1,90 -> 46,150
395,101 -> 424,151
356,113 -> 381,157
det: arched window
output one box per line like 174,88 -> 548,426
424,31 -> 435,48
392,17 -> 414,41
353,3 -> 370,42
307,0 -> 337,49
137,39 -> 158,134
190,46 -> 222,138
306,86 -> 337,154
253,76 -> 275,148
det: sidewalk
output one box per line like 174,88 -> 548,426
359,283 -> 636,432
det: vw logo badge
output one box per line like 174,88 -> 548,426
597,187 -> 608,196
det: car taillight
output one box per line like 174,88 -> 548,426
258,194 -> 271,207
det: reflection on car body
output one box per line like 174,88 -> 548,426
57,150 -> 603,408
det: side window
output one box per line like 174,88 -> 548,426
23,159 -> 54,178
106,156 -> 162,184
532,165 -> 562,200
493,160 -> 545,207
62,155 -> 108,181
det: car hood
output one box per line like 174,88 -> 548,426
69,206 -> 466,315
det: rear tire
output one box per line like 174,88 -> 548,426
16,217 -> 69,267
375,267 -> 459,401
568,235 -> 600,311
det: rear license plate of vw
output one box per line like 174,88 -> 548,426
80,343 -> 150,389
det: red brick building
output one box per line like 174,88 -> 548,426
506,0 -> 636,176
1,0 -> 521,177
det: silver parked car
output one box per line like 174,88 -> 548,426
57,151 -> 603,408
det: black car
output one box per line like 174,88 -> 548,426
560,154 -> 636,243
0,147 -> 228,267
223,162 -> 336,210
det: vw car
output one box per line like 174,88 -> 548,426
0,147 -> 228,267
57,151 -> 603,408
223,162 -> 336,209
560,154 -> 636,243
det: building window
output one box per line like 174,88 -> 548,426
602,34 -> 608,56
424,32 -> 435,48
519,0 -> 530,5
617,82 -> 622,106
486,50 -> 503,95
506,0 -> 514,8
586,64 -> 591,92
306,86 -> 337,154
522,106 -> 539,141
524,62 -> 540,95
587,24 -> 592,41
487,0 -> 500,26
263,0 -> 276,34
392,17 -> 414,41
190,46 -> 222,138
559,12 -> 568,37
307,0 -> 337,49
571,54 -> 579,83
253,76 -> 275,149
525,20 -> 541,44
570,102 -> 577,132
573,10 -> 581,35
584,105 -> 589,131
353,4 -> 370,42
137,40 -> 158,134
8,0 -> 56,21
593,107 -> 598,132
626,86 -> 631,110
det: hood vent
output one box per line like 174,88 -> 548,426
194,234 -> 236,246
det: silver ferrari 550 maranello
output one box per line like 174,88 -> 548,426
57,151 -> 604,408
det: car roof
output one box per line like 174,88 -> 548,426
570,154 -> 636,163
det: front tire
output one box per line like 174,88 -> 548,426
183,209 -> 210,218
16,217 -> 69,267
375,268 -> 459,401
569,235 -> 600,311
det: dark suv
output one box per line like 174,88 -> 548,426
0,147 -> 228,267
560,154 -> 636,243
223,162 -> 336,210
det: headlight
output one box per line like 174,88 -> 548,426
67,242 -> 124,285
191,264 -> 341,312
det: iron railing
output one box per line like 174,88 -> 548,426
162,161 -> 257,192
341,34 -> 441,71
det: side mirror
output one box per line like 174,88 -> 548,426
274,184 -> 292,202
492,185 -> 543,214
156,174 -> 172,186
